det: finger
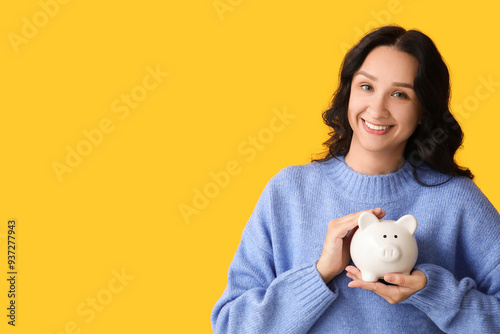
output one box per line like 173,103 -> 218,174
384,270 -> 426,290
342,208 -> 382,237
384,273 -> 406,286
348,280 -> 377,289
337,208 -> 384,230
365,207 -> 385,219
345,265 -> 362,276
345,266 -> 362,281
362,207 -> 385,219
348,270 -> 426,304
374,208 -> 386,219
328,218 -> 359,239
358,208 -> 385,221
335,208 -> 383,224
327,208 -> 385,241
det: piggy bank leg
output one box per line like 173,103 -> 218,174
361,271 -> 378,282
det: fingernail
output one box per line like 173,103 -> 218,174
385,274 -> 394,282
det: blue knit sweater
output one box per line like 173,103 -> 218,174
211,156 -> 500,333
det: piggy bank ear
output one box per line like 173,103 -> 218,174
396,215 -> 418,235
358,212 -> 380,231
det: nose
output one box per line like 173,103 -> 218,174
379,244 -> 401,262
367,94 -> 390,119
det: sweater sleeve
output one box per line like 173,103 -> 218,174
211,175 -> 336,334
402,182 -> 500,333
403,263 -> 500,333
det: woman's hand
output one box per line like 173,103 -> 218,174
345,265 -> 427,304
316,208 -> 385,284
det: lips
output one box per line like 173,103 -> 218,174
362,119 -> 393,134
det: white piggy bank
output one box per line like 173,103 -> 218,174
350,212 -> 418,282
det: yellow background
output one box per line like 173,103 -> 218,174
1,0 -> 499,333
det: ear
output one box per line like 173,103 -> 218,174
358,212 -> 380,231
396,215 -> 418,235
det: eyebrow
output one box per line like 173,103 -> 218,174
355,70 -> 414,89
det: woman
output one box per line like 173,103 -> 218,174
211,25 -> 500,333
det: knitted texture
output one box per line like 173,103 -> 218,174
211,156 -> 500,333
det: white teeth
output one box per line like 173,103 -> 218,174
364,120 -> 390,131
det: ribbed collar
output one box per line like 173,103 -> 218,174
318,155 -> 419,204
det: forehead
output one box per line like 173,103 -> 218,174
356,46 -> 419,82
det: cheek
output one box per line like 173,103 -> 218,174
347,94 -> 362,126
347,106 -> 357,132
394,106 -> 421,133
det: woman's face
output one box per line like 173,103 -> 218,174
347,46 -> 422,160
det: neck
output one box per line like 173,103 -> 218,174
344,149 -> 405,175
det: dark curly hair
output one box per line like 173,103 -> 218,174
313,25 -> 473,182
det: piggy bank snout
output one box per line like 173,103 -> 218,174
379,244 -> 401,262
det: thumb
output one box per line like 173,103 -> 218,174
383,273 -> 405,285
384,271 -> 426,289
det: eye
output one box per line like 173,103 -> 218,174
360,84 -> 373,91
394,235 -> 398,238
383,235 -> 387,238
393,91 -> 408,99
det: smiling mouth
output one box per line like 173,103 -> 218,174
363,119 -> 393,131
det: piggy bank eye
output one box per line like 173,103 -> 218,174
394,235 -> 398,238
383,235 -> 387,238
